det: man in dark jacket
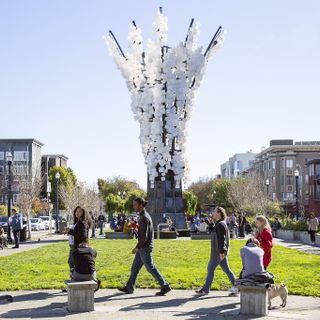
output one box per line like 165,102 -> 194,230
196,206 -> 237,295
119,197 -> 171,296
11,209 -> 22,248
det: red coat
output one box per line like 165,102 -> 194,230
256,228 -> 273,268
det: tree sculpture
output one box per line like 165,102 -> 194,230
104,7 -> 224,228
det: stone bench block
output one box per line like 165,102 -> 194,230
65,280 -> 97,312
238,285 -> 268,316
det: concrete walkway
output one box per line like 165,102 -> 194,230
273,238 -> 320,255
0,233 -> 67,257
0,289 -> 319,320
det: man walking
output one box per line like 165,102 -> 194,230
118,197 -> 171,296
11,209 -> 22,249
97,212 -> 105,235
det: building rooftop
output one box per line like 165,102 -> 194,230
0,138 -> 44,147
42,154 -> 69,160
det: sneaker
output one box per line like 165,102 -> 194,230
195,289 -> 208,295
228,286 -> 239,294
118,286 -> 134,294
155,285 -> 172,296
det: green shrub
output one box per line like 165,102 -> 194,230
281,219 -> 308,231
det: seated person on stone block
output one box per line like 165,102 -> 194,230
72,238 -> 100,291
239,238 -> 265,279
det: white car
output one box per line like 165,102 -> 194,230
30,218 -> 46,231
39,216 -> 55,230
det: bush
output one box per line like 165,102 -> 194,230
281,219 -> 308,231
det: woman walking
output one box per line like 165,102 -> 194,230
196,206 -> 238,296
307,213 -> 319,245
255,216 -> 273,269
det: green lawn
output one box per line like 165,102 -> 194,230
0,239 -> 319,297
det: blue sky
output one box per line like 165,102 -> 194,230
0,0 -> 319,189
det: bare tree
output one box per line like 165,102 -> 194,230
228,173 -> 272,215
16,166 -> 42,239
84,185 -> 100,214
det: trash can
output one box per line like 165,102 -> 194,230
58,221 -> 67,234
20,227 -> 27,242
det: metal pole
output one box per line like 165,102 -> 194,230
7,161 -> 12,243
55,178 -> 59,233
295,175 -> 299,219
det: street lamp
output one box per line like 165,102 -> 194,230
6,152 -> 13,243
266,178 -> 270,198
55,172 -> 60,233
294,169 -> 299,219
118,191 -> 126,199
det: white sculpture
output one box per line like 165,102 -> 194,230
104,8 -> 224,189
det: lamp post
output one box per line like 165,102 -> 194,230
294,169 -> 299,220
47,181 -> 52,235
55,172 -> 60,233
6,152 -> 13,243
266,178 -> 270,199
118,191 -> 126,199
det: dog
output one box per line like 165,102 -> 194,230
266,283 -> 288,309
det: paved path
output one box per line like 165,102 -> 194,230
0,289 -> 319,320
273,238 -> 320,255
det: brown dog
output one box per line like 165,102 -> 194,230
267,284 -> 288,309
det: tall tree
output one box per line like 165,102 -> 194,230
49,166 -> 77,210
187,177 -> 215,211
183,191 -> 198,215
98,176 -> 144,199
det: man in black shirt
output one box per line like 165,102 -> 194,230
72,239 -> 100,291
119,197 -> 171,296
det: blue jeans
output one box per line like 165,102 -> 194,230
202,256 -> 236,293
126,247 -> 169,290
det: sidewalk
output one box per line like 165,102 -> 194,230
0,233 -> 66,257
273,238 -> 320,255
0,289 -> 319,320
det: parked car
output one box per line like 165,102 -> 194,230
30,218 -> 45,231
39,216 -> 55,230
0,216 -> 8,233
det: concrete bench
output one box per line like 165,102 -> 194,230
177,229 -> 191,237
64,280 -> 97,312
238,285 -> 268,316
154,231 -> 177,239
105,232 -> 131,239
191,233 -> 211,240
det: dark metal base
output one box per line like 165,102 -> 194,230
147,174 -> 186,230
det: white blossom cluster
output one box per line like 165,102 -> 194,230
104,10 -> 224,188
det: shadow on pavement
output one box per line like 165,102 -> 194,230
0,302 -> 67,318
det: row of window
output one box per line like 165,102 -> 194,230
0,165 -> 29,175
0,151 -> 29,162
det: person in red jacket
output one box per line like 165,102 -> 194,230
255,216 -> 273,269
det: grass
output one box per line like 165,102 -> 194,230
0,239 -> 319,297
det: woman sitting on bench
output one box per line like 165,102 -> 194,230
72,238 -> 100,291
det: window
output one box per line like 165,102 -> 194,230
286,159 -> 293,168
13,151 -> 29,162
0,152 -> 4,160
0,166 -> 4,174
287,186 -> 293,192
283,192 -> 294,201
286,176 -> 294,185
270,159 -> 276,169
272,176 -> 276,184
14,166 -> 28,175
